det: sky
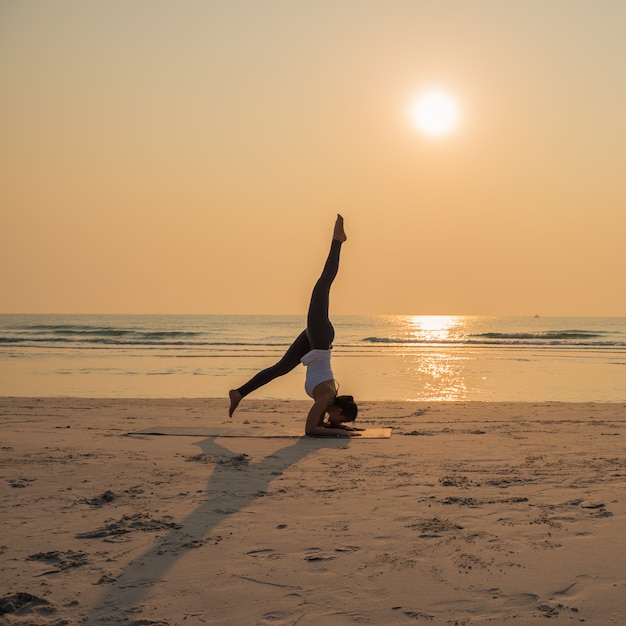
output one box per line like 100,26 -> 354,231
2,1 -> 625,316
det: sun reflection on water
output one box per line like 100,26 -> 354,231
405,315 -> 461,343
401,316 -> 468,400
412,351 -> 468,401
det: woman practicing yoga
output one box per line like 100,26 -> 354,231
228,214 -> 359,437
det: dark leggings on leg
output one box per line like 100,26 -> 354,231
236,330 -> 310,397
236,239 -> 342,398
306,239 -> 341,349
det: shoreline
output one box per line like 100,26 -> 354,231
3,314 -> 626,404
2,397 -> 625,624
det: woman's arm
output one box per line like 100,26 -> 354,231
304,387 -> 355,436
305,381 -> 360,437
305,396 -> 337,436
304,400 -> 359,437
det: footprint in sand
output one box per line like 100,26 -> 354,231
303,548 -> 336,562
0,592 -> 56,616
76,513 -> 181,538
503,592 -> 539,607
405,516 -> 464,538
85,490 -> 118,506
261,610 -> 288,621
27,549 -> 89,574
334,545 -> 360,554
246,548 -> 283,560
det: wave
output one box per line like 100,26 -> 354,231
0,338 -> 289,347
3,320 -> 625,351
473,330 -> 606,340
362,331 -> 624,347
0,329 -> 289,349
21,324 -> 202,339
2,324 -> 207,346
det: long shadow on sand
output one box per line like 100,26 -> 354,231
87,434 -> 347,623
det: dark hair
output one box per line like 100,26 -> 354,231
333,395 -> 358,421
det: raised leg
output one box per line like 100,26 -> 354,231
306,215 -> 346,350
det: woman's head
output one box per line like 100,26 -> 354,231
330,395 -> 358,422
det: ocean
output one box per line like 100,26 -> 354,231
1,314 -> 625,402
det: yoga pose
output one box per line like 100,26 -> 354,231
228,215 -> 359,436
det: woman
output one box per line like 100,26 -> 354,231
228,214 -> 359,437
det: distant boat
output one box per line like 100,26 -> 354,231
534,314 -> 540,318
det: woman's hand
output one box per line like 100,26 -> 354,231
307,426 -> 361,437
338,424 -> 364,432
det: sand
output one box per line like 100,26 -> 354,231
1,397 -> 625,625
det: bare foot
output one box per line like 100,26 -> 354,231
333,214 -> 347,242
228,389 -> 242,417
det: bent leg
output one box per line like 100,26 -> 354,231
236,330 -> 310,398
229,330 -> 310,416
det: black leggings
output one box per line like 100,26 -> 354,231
236,239 -> 342,398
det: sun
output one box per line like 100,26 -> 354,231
409,89 -> 461,137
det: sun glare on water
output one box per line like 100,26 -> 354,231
409,89 -> 461,137
408,315 -> 459,342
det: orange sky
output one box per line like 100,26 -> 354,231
2,1 -> 625,315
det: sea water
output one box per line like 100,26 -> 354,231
1,314 -> 625,402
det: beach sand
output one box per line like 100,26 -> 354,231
1,398 -> 625,625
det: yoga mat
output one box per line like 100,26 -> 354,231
129,425 -> 392,439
